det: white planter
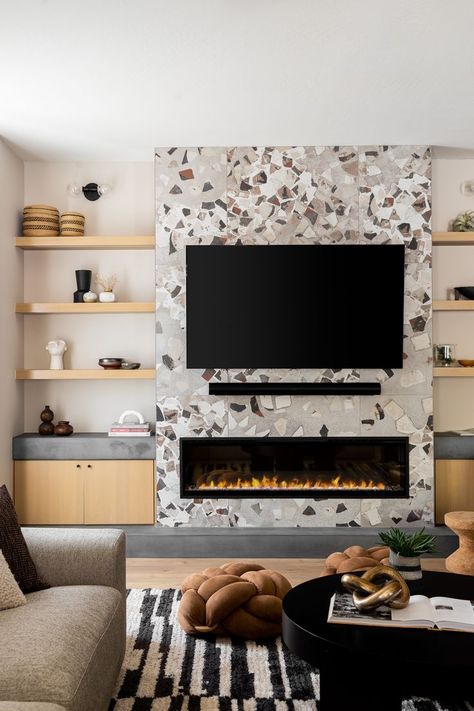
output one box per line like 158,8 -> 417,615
389,550 -> 422,582
99,291 -> 116,303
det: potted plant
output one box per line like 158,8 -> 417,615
452,211 -> 474,232
378,528 -> 436,584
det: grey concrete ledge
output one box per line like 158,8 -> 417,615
434,431 -> 474,460
30,524 -> 455,558
13,432 -> 155,460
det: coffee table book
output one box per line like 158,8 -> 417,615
328,592 -> 474,632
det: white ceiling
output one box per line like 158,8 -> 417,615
1,0 -> 474,161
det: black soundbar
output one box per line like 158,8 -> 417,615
208,382 -> 381,396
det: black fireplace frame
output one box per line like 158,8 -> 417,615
179,436 -> 410,499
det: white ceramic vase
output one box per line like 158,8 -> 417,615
99,291 -> 116,303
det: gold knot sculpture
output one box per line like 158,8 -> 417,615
341,564 -> 410,611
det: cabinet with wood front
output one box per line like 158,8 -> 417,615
14,459 -> 155,525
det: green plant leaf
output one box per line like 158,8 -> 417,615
378,527 -> 436,556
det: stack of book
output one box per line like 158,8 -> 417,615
108,421 -> 152,437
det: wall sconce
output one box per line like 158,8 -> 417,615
67,182 -> 112,201
461,181 -> 474,196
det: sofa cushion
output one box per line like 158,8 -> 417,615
0,551 -> 26,611
0,486 -> 48,594
0,585 -> 121,709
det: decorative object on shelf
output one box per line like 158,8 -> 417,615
320,545 -> 389,577
73,269 -> 92,303
96,273 -> 118,302
433,343 -> 456,366
98,357 -> 123,370
67,182 -> 112,201
60,211 -> 85,236
445,511 -> 474,575
458,359 -> 474,367
121,361 -> 140,369
83,291 -> 98,303
454,286 -> 474,300
53,420 -> 74,436
452,211 -> 474,232
38,405 -> 55,436
109,409 -> 151,437
341,564 -> 410,611
379,527 -> 436,584
22,205 -> 59,237
178,561 -> 292,639
46,339 -> 67,370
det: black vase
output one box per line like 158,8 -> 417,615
73,269 -> 92,303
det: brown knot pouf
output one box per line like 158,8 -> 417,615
320,545 -> 390,576
178,562 -> 292,640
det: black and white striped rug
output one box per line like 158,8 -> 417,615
109,589 -> 471,711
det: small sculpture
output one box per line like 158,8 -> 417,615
46,339 -> 68,370
341,565 -> 410,611
83,291 -> 98,303
38,405 -> 55,436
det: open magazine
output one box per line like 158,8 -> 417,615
328,592 -> 474,632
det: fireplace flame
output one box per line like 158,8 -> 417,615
195,470 -> 386,491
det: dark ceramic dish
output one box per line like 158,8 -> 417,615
98,358 -> 123,370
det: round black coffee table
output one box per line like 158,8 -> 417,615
282,571 -> 474,711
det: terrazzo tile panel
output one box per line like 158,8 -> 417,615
155,145 -> 432,528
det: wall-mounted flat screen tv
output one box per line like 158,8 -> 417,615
186,244 -> 405,369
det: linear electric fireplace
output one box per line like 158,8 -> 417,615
180,437 -> 409,499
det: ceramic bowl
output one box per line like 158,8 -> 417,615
98,358 -> 123,370
459,360 -> 474,367
121,361 -> 141,370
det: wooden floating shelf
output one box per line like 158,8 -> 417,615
16,302 -> 155,314
433,368 -> 474,378
16,369 -> 155,380
433,301 -> 474,311
433,232 -> 474,245
15,236 -> 155,250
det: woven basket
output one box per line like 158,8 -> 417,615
60,211 -> 85,236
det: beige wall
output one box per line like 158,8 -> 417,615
433,154 -> 474,430
1,151 -> 471,450
23,161 -> 155,431
0,140 -> 24,489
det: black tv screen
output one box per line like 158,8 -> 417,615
186,244 -> 405,369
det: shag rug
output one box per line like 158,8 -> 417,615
109,589 -> 472,711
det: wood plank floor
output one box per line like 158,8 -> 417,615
126,557 -> 446,589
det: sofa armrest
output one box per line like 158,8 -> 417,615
21,528 -> 125,598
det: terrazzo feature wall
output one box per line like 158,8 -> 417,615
155,146 -> 432,528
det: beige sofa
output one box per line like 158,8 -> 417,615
0,529 -> 126,711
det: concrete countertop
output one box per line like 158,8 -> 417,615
13,432 -> 155,460
12,431 -> 472,462
434,431 -> 474,460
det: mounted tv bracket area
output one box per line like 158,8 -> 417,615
208,382 -> 381,396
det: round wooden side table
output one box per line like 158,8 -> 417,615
445,510 -> 474,575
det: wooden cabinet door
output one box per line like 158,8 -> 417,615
435,459 -> 474,524
14,460 -> 84,524
84,460 -> 155,524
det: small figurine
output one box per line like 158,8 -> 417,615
46,339 -> 68,370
